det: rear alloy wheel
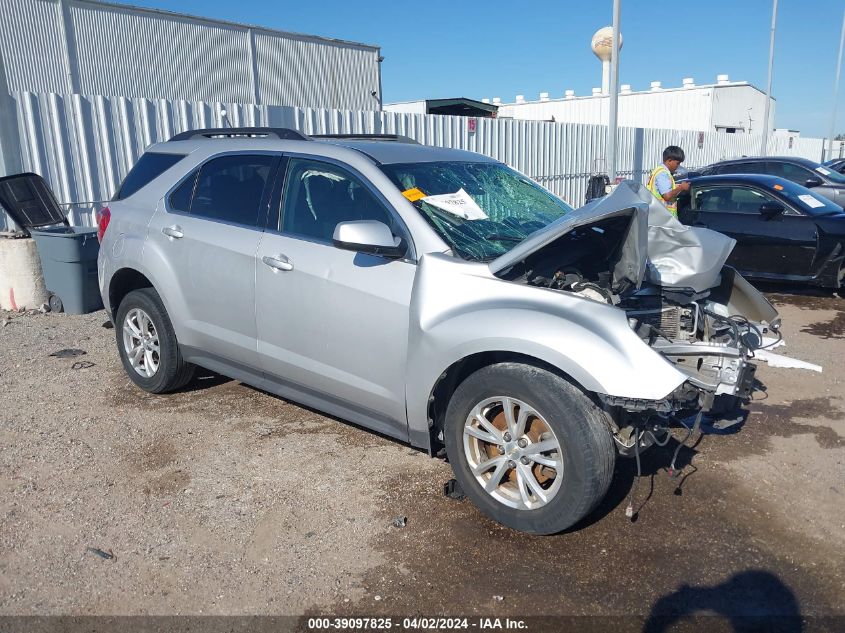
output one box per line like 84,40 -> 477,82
122,307 -> 161,378
115,288 -> 194,393
444,362 -> 615,534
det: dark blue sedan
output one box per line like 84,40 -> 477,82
823,158 -> 845,174
677,174 -> 845,288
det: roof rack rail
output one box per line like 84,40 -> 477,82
168,127 -> 309,142
311,133 -> 419,145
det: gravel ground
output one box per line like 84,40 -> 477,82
0,289 -> 843,627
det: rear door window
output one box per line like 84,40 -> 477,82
187,154 -> 275,227
694,186 -> 778,213
767,162 -> 814,185
115,152 -> 185,200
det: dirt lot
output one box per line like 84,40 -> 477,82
1,289 -> 843,629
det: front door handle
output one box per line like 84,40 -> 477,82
162,225 -> 184,239
262,254 -> 294,272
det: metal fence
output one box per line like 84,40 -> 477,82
1,90 -> 842,231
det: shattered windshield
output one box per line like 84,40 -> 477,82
379,161 -> 574,260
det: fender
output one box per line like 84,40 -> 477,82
404,254 -> 687,448
99,198 -> 192,346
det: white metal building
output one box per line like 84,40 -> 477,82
0,0 -> 383,111
494,75 -> 775,134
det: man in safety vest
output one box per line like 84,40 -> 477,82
646,145 -> 690,216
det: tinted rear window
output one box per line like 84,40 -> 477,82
115,152 -> 186,200
716,162 -> 760,175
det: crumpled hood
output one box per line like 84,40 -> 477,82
489,180 -> 737,293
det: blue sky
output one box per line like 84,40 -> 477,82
133,0 -> 843,137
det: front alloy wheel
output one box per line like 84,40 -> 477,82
463,397 -> 563,510
444,362 -> 616,534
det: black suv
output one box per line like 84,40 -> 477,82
700,156 -> 845,207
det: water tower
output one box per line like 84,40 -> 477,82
591,26 -> 622,95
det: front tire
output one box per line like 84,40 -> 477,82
114,288 -> 195,393
443,362 -> 615,534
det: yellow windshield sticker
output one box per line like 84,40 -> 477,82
773,184 -> 784,191
402,187 -> 426,202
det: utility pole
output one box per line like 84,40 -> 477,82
607,0 -> 621,180
761,0 -> 778,156
827,8 -> 845,160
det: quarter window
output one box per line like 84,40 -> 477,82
115,152 -> 185,200
716,162 -> 758,175
169,170 -> 198,212
280,158 -> 395,243
186,154 -> 274,226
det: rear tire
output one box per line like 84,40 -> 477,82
443,362 -> 615,534
114,288 -> 194,393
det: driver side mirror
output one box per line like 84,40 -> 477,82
759,201 -> 785,219
804,177 -> 823,188
332,220 -> 406,258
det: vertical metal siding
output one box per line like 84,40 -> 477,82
0,0 -> 382,111
69,3 -> 254,102
0,90 -> 835,232
0,0 -> 69,93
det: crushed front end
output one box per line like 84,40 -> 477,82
491,181 -> 780,456
605,266 -> 778,454
522,259 -> 778,455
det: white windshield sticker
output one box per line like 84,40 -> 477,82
421,188 -> 488,220
816,166 -> 832,176
798,194 -> 825,208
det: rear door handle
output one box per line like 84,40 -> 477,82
262,254 -> 294,272
162,225 -> 184,239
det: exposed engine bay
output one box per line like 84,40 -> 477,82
495,207 -> 780,457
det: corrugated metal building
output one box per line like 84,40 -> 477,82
0,0 -> 383,110
494,76 -> 775,134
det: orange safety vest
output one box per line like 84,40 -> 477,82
646,164 -> 677,216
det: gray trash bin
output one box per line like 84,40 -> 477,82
0,172 -> 103,315
30,227 -> 103,314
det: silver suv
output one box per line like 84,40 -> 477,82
98,128 -> 779,534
